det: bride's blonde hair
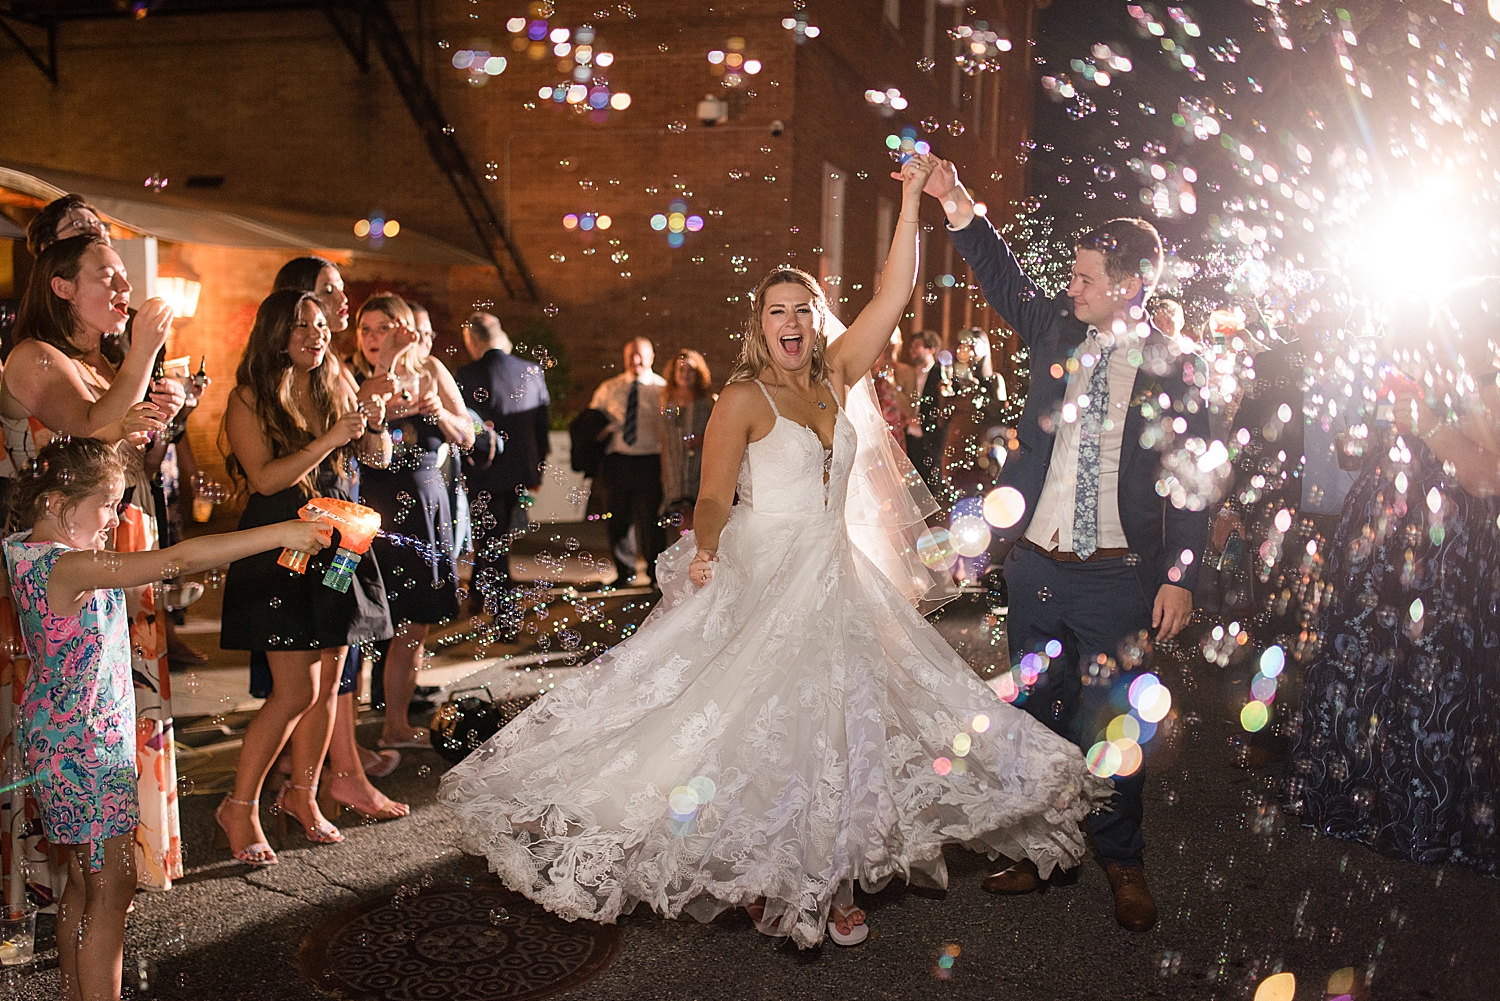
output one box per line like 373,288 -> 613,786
726,266 -> 831,385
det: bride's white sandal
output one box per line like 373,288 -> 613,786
827,904 -> 869,947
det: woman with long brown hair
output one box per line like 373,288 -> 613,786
659,348 -> 715,537
1,233 -> 189,892
217,289 -> 392,865
264,258 -> 408,824
350,293 -> 473,749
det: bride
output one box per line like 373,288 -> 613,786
440,154 -> 1109,947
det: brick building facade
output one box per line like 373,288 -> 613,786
1,0 -> 1037,415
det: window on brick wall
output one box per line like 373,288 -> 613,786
884,0 -> 900,30
873,196 -> 895,293
820,161 -> 846,319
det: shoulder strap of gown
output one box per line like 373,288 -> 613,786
752,379 -> 780,417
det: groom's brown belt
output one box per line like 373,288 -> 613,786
1017,538 -> 1131,563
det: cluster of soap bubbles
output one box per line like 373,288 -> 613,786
949,22 -> 1013,76
932,943 -> 961,979
1081,655 -> 1170,780
649,199 -> 704,248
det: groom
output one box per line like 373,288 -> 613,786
923,162 -> 1206,931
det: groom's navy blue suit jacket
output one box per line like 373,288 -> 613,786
948,215 -> 1209,597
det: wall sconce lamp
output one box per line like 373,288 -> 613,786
156,276 -> 202,320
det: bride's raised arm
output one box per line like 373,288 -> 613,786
827,153 -> 934,386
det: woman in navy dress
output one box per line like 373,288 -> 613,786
352,293 -> 474,748
1285,280 -> 1500,875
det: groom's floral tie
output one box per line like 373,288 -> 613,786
1072,341 -> 1114,560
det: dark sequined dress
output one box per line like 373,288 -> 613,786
1285,428 -> 1500,875
358,409 -> 462,625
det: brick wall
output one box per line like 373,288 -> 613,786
0,0 -> 1036,414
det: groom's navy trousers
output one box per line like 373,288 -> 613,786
1004,546 -> 1153,866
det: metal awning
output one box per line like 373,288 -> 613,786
0,160 -> 490,267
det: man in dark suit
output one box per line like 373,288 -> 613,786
903,328 -> 948,496
457,313 -> 550,613
925,160 -> 1207,932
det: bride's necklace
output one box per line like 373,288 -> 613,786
772,379 -> 826,410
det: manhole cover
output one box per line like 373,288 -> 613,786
300,881 -> 619,1000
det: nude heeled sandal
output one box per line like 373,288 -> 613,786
214,796 -> 278,867
274,781 -> 344,844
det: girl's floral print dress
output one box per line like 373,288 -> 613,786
4,532 -> 136,871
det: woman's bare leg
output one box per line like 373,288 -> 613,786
327,690 -> 409,818
280,648 -> 343,831
380,621 -> 431,744
220,650 -> 319,852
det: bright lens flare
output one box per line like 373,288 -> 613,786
1348,191 -> 1471,300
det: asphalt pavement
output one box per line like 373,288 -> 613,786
6,593 -> 1498,1001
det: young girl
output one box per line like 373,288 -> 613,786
3,437 -> 332,1001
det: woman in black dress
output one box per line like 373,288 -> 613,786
217,289 -> 393,865
1285,280 -> 1500,875
351,293 -> 473,748
268,257 -> 409,823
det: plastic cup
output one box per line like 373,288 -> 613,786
192,495 -> 214,523
0,904 -> 36,966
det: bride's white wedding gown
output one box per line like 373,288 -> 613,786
440,380 -> 1110,947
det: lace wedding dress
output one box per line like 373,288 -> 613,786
440,380 -> 1110,947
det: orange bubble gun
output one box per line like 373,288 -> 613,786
276,497 -> 382,593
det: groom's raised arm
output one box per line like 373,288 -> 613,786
924,161 -> 1052,347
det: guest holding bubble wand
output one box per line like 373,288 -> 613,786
3,436 -> 335,1001
266,259 -> 409,823
217,289 -> 393,863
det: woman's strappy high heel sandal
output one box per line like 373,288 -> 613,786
214,796 -> 278,867
274,781 -> 345,844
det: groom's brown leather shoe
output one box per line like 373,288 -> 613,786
982,857 -> 1041,894
1102,863 -> 1158,931
981,858 -> 1078,895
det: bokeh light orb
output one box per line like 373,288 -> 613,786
983,486 -> 1027,529
1086,740 -> 1124,777
1136,683 -> 1172,724
950,515 -> 992,557
917,527 -> 957,570
1259,644 -> 1285,678
1253,972 -> 1296,1001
